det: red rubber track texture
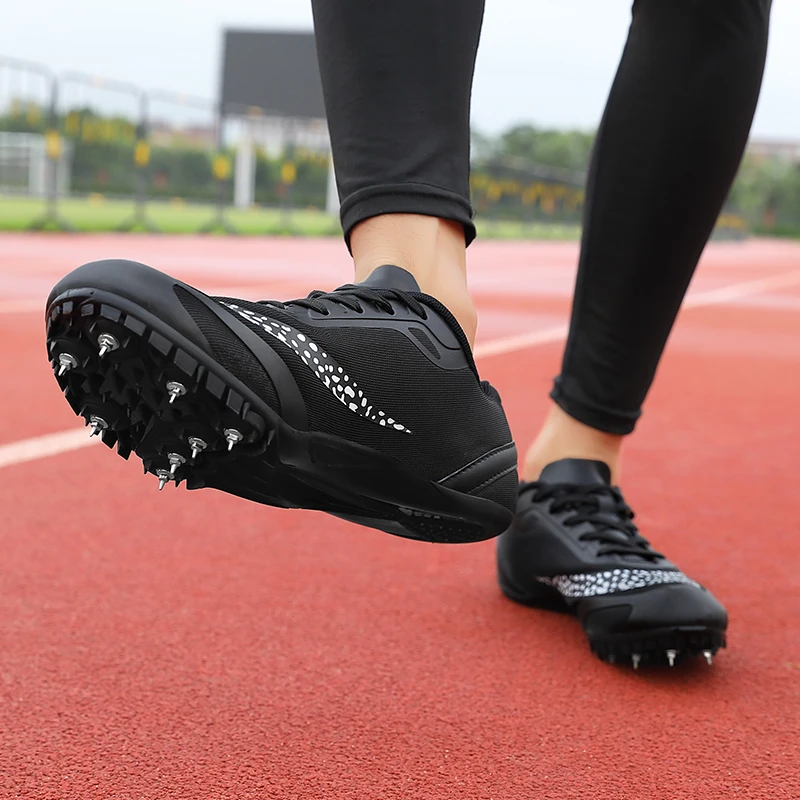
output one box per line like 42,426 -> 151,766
1,235 -> 798,799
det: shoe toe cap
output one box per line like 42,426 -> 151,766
578,582 -> 728,639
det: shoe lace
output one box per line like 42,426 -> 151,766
528,482 -> 663,560
259,285 -> 428,319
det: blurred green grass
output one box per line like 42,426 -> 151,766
0,195 -> 339,235
0,195 -> 582,240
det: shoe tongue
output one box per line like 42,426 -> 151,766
538,458 -> 611,486
358,265 -> 421,293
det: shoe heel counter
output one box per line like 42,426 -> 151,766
438,442 -> 519,512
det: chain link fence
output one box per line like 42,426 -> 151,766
0,59 -> 51,198
0,56 -> 336,233
0,54 -> 755,237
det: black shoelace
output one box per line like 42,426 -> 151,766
256,283 -> 482,380
528,482 -> 663,560
260,286 -> 428,319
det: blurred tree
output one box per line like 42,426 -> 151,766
495,125 -> 595,172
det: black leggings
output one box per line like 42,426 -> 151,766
311,0 -> 771,434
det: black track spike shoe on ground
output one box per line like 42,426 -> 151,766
497,459 -> 727,668
45,261 -> 518,543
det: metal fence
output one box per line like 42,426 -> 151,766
0,55 -> 337,233
0,54 -> 753,237
471,156 -> 586,226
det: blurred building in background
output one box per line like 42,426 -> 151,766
747,138 -> 800,164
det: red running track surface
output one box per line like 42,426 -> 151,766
1,234 -> 799,799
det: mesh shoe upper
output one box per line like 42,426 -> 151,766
179,267 -> 515,486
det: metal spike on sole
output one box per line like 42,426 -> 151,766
97,333 -> 119,358
703,650 -> 714,666
632,653 -> 642,670
165,381 -> 187,404
666,649 -> 677,668
88,415 -> 107,437
224,428 -> 243,451
156,470 -> 170,491
167,452 -> 186,478
188,437 -> 207,461
57,352 -> 78,377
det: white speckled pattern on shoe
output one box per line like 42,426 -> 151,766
224,303 -> 412,433
537,568 -> 698,599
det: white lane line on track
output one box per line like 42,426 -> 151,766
473,267 -> 800,358
2,267 -> 800,471
682,267 -> 800,309
4,265 -> 800,317
0,428 -> 98,469
473,324 -> 568,357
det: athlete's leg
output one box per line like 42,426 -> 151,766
525,0 -> 772,482
311,0 -> 484,344
499,0 -> 771,667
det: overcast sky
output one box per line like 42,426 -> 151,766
3,0 -> 798,138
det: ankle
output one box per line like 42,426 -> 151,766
523,405 -> 624,484
351,214 -> 477,346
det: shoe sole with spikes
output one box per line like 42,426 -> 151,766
498,575 -> 727,668
45,260 -> 513,544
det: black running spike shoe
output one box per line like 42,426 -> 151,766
497,459 -> 727,668
45,261 -> 518,543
